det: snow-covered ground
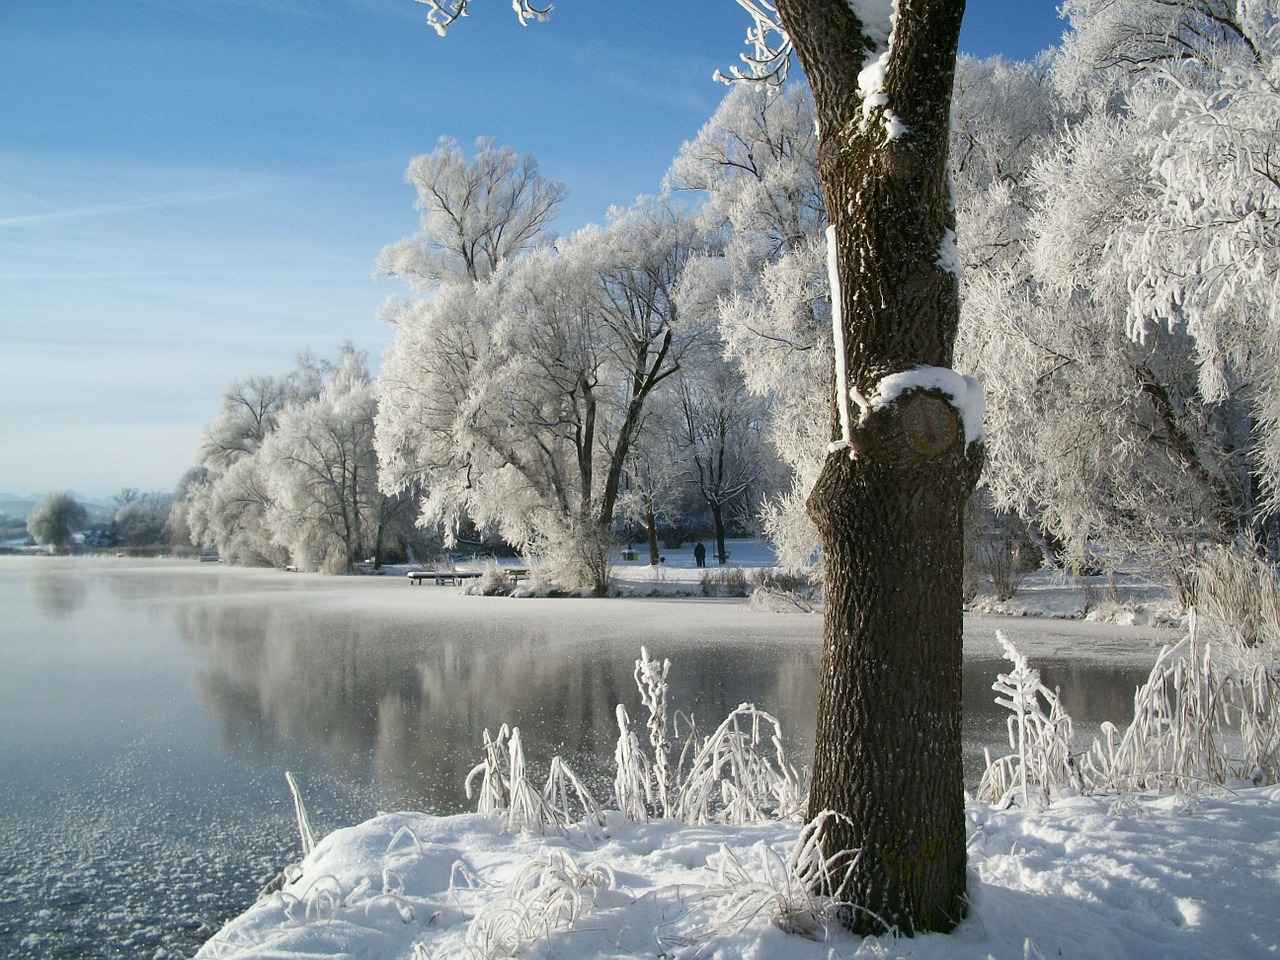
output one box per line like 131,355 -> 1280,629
966,567 -> 1184,628
199,785 -> 1280,960
397,539 -> 1186,631
393,537 -> 787,598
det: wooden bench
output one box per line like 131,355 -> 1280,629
406,570 -> 483,586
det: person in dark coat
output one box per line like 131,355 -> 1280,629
694,542 -> 706,568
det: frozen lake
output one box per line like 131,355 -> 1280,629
0,558 -> 1175,958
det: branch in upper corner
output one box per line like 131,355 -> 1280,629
715,0 -> 794,85
413,0 -> 553,37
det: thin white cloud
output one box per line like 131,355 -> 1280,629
0,179 -> 274,230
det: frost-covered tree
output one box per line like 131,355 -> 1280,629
413,0 -> 978,932
27,491 -> 88,553
1052,0 -> 1273,101
377,136 -> 565,290
617,394 -> 689,566
950,54 -> 1065,275
112,489 -> 173,548
168,466 -> 209,554
961,0 -> 1280,581
192,452 -> 288,567
197,363 -> 325,473
949,55 -> 1080,564
674,348 -> 771,565
668,81 -> 829,570
1100,3 -> 1280,546
378,200 -> 703,592
185,350 -> 412,570
260,347 -> 400,573
772,1 -> 980,932
187,361 -> 325,566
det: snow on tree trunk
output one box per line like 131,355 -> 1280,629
776,0 -> 980,935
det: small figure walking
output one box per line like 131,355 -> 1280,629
694,542 -> 706,568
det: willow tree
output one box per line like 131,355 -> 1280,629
413,0 -> 980,934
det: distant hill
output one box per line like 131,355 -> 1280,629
0,493 -> 115,522
0,496 -> 40,521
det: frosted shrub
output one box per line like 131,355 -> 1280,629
531,523 -> 614,595
656,811 -> 856,949
977,515 -> 1039,601
749,568 -> 820,612
522,561 -> 559,595
750,568 -> 815,594
1229,662 -> 1280,783
613,705 -> 653,822
982,623 -> 1280,801
1195,546 -> 1280,652
700,565 -> 748,597
542,755 -> 604,829
476,562 -> 511,596
465,725 -> 514,817
453,849 -> 615,960
634,647 -> 673,817
674,705 -> 807,825
466,648 -> 809,828
464,725 -> 601,834
1083,617 -> 1280,791
1082,631 -> 1234,792
617,651 -> 805,824
977,632 -> 1079,807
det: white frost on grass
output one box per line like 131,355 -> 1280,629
198,787 -> 1280,959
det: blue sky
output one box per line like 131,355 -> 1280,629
0,0 -> 1067,500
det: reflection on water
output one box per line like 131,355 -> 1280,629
185,600 -> 1152,807
182,597 -> 828,812
27,562 -> 89,617
0,558 -> 1156,959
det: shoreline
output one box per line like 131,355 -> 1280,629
2,552 -> 1181,669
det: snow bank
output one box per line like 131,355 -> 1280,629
199,786 -> 1280,959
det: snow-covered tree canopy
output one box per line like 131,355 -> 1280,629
667,81 -> 828,570
1055,0 -> 1276,99
182,347 -> 414,571
377,137 -> 565,291
956,0 -> 1280,573
376,199 -> 707,592
26,491 -> 88,553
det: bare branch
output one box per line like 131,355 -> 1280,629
715,0 -> 794,85
413,0 -> 552,37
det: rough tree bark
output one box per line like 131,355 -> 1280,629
774,0 -> 981,936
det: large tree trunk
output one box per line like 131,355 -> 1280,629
775,0 -> 979,936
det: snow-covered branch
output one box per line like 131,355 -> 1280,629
413,0 -> 551,37
715,0 -> 795,85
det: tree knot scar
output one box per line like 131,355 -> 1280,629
901,393 -> 961,459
